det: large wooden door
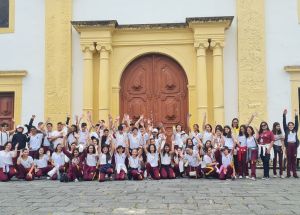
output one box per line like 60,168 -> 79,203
120,54 -> 188,135
0,92 -> 14,129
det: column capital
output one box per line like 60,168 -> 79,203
210,40 -> 225,49
96,44 -> 112,53
81,44 -> 96,53
194,41 -> 210,49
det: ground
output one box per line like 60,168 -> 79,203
0,170 -> 299,215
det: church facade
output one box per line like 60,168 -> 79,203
0,0 -> 300,129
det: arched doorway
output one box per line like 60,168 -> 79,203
120,53 -> 188,136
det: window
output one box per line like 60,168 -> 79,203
0,0 -> 14,33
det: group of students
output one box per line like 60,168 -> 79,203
0,109 -> 298,182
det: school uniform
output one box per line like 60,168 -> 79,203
202,154 -> 219,178
283,114 -> 299,177
114,153 -> 127,180
160,152 -> 175,179
47,151 -> 66,180
219,153 -> 234,180
63,148 -> 84,181
273,133 -> 284,176
0,150 -> 17,181
202,131 -> 213,144
237,135 -> 248,177
98,153 -> 113,182
184,151 -> 202,178
174,132 -> 183,149
17,156 -> 34,181
213,136 -> 222,166
114,131 -> 128,147
51,130 -> 65,149
0,131 -> 10,150
172,154 -> 184,177
83,153 -> 98,181
28,133 -> 44,158
145,152 -> 160,180
128,133 -> 142,150
43,131 -> 54,152
258,131 -> 275,178
128,156 -> 143,180
246,136 -> 258,178
34,154 -> 53,178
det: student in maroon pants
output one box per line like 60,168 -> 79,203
0,142 -> 18,182
16,148 -> 35,181
283,109 -> 299,178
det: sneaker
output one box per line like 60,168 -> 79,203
287,175 -> 291,178
239,176 -> 243,179
74,178 -> 79,182
144,171 -> 147,178
251,177 -> 256,181
273,175 -> 277,178
245,176 -> 250,179
280,175 -> 285,179
293,175 -> 299,178
46,177 -> 51,180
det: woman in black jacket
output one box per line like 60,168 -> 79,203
283,109 -> 299,178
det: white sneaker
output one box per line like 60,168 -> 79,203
144,170 -> 147,178
262,177 -> 266,180
273,175 -> 277,178
245,176 -> 250,179
280,175 -> 285,179
46,177 -> 50,180
251,177 -> 256,181
74,179 -> 79,182
239,176 -> 243,179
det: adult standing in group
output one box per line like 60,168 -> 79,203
283,109 -> 299,178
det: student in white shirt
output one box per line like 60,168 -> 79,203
184,146 -> 202,178
202,146 -> 219,178
236,125 -> 248,178
144,142 -> 161,180
0,122 -> 14,150
0,142 -> 18,181
114,145 -> 127,180
160,141 -> 175,179
219,146 -> 235,180
28,126 -> 44,159
98,143 -> 114,182
47,144 -> 66,180
51,122 -> 65,150
128,127 -> 142,150
272,122 -> 285,178
82,144 -> 98,181
16,148 -> 35,181
34,147 -> 52,178
43,122 -> 54,152
126,147 -> 143,180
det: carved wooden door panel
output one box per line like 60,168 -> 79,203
0,93 -> 14,129
120,54 -> 188,135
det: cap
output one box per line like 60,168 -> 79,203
16,125 -> 24,129
152,128 -> 158,133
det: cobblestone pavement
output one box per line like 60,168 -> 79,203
0,170 -> 299,215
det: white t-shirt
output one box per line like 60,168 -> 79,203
238,135 -> 247,147
222,153 -> 232,167
184,151 -> 199,167
99,153 -> 112,165
128,133 -> 141,149
114,153 -> 126,165
67,133 -> 78,145
246,136 -> 257,148
147,152 -> 159,167
34,154 -> 49,168
86,154 -> 97,167
52,131 -> 64,149
29,133 -> 44,150
274,134 -> 284,146
174,132 -> 184,147
43,131 -> 54,147
287,132 -> 296,143
129,156 -> 140,169
20,156 -> 34,169
190,132 -> 202,145
51,152 -> 65,167
0,131 -> 10,146
202,131 -> 213,144
160,153 -> 171,165
139,132 -> 149,146
78,130 -> 89,145
224,137 -> 234,149
115,132 -> 128,147
0,150 -> 14,166
203,154 -> 213,167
